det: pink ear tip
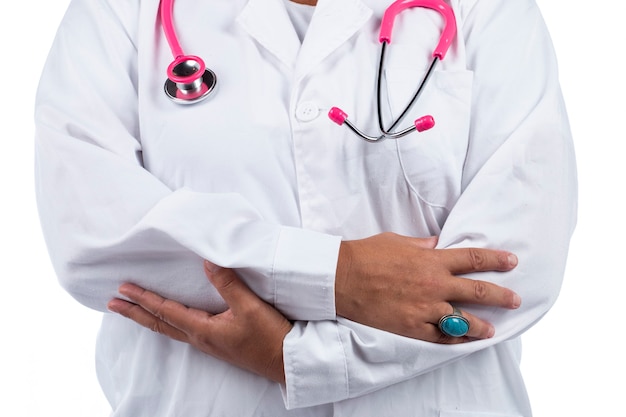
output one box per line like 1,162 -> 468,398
328,107 -> 348,125
415,115 -> 435,132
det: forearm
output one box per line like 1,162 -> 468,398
284,230 -> 571,409
283,0 -> 577,406
36,156 -> 341,316
35,0 -> 342,317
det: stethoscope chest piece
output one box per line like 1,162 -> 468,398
164,55 -> 217,104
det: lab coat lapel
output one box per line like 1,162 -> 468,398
295,0 -> 373,80
236,0 -> 300,69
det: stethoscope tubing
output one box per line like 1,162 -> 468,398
161,0 -> 184,58
160,0 -> 456,141
379,0 -> 456,60
328,0 -> 456,141
161,0 -> 216,103
337,44 -> 438,143
376,43 -> 440,140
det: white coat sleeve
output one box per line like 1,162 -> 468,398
34,0 -> 340,319
281,0 -> 577,408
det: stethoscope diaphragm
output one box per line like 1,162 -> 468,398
164,55 -> 217,104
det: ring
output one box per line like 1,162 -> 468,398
438,307 -> 470,337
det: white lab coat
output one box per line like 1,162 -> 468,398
34,0 -> 577,415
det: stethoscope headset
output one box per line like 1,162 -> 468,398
161,0 -> 456,142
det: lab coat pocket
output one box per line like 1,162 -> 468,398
439,411 -> 522,417
384,69 -> 473,209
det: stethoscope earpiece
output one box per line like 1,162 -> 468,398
164,55 -> 217,104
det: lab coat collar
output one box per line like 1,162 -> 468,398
237,0 -> 373,78
236,0 -> 301,68
296,0 -> 373,79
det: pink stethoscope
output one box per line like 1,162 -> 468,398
161,0 -> 216,103
161,0 -> 456,142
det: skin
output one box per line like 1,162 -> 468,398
335,233 -> 519,341
108,262 -> 292,383
108,233 -> 520,383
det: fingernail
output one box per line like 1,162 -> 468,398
508,254 -> 518,267
512,293 -> 522,309
487,325 -> 495,338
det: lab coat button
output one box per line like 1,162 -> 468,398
295,101 -> 320,122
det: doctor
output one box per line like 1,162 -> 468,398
35,0 -> 576,416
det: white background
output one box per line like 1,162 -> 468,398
1,1 -> 623,415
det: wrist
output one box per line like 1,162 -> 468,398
265,322 -> 292,384
335,240 -> 354,318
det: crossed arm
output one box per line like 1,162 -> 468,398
37,0 -> 575,406
108,233 -> 520,383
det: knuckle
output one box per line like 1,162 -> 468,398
385,308 -> 423,337
473,280 -> 489,300
399,314 -> 419,332
152,299 -> 170,322
149,320 -> 164,334
467,248 -> 486,270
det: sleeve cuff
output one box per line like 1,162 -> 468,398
272,226 -> 342,321
281,321 -> 349,409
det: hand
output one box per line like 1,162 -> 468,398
335,233 -> 521,343
107,261 -> 293,383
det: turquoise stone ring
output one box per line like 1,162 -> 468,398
438,307 -> 470,337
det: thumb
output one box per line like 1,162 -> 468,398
203,260 -> 252,310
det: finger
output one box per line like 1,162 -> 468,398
116,283 -> 212,335
459,309 -> 496,339
203,261 -> 258,313
441,247 -> 518,274
448,276 -> 522,310
107,298 -> 189,342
